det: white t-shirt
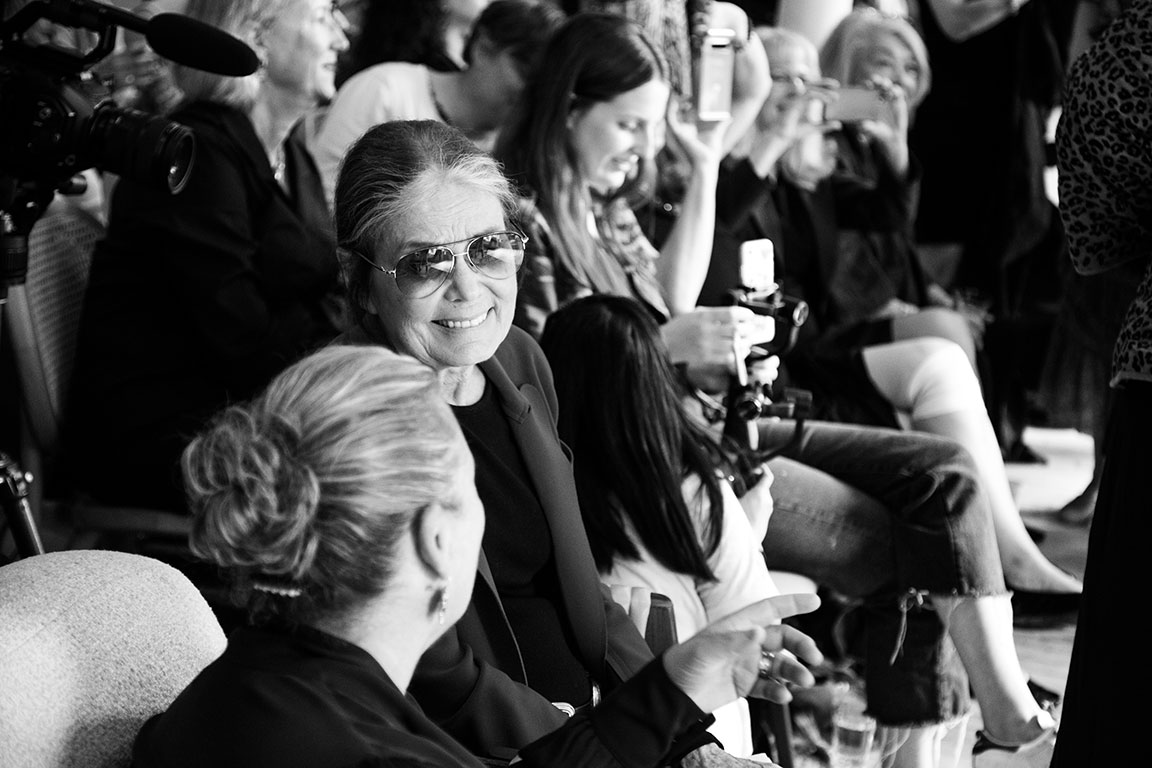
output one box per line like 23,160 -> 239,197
311,62 -> 438,209
603,474 -> 779,757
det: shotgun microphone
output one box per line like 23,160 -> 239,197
145,13 -> 259,77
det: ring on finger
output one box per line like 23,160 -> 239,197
758,649 -> 777,680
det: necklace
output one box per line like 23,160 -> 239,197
271,143 -> 287,187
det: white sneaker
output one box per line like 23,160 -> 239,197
971,725 -> 1057,768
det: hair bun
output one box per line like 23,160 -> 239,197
184,406 -> 322,581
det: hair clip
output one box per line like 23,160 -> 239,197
252,580 -> 303,598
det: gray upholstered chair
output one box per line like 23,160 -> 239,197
0,550 -> 226,767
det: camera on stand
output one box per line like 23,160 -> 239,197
692,239 -> 814,496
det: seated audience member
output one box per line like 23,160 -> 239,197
130,343 -> 822,767
541,295 -> 1061,767
706,23 -> 1081,609
543,294 -> 782,757
312,0 -> 563,208
491,13 -> 1059,765
65,0 -> 349,513
333,117 -> 768,767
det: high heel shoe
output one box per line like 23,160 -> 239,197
972,724 -> 1057,767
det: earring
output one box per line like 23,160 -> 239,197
437,579 -> 450,626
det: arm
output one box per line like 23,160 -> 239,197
656,107 -> 725,316
408,623 -> 570,759
711,2 -> 771,157
517,594 -> 824,768
924,0 -> 1031,42
689,477 -> 780,624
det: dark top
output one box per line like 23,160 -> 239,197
908,0 -> 1075,301
65,101 -> 342,511
131,624 -> 711,768
703,153 -> 902,429
454,386 -> 594,704
337,321 -> 684,761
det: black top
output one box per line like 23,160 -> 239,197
454,385 -> 594,705
132,624 -> 712,768
65,101 -> 342,511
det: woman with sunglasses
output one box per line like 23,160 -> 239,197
335,118 -> 778,767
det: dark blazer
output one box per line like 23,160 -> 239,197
337,321 -> 680,761
66,101 -> 342,511
131,625 -> 710,768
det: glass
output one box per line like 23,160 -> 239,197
830,689 -> 877,767
356,231 -> 527,298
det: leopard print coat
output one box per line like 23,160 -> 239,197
1056,0 -> 1152,386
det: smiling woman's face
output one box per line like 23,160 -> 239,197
366,178 -> 515,373
567,77 -> 670,195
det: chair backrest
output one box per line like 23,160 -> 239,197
0,550 -> 227,768
4,197 -> 105,459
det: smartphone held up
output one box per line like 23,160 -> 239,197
694,28 -> 736,122
823,85 -> 888,124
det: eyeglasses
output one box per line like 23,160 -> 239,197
355,231 -> 528,298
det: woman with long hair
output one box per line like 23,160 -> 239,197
540,294 -> 778,755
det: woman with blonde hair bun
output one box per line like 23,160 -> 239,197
131,344 -> 823,767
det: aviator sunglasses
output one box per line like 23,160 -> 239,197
353,230 -> 528,298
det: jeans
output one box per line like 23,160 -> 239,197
759,419 -> 1006,725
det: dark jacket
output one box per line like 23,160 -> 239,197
337,321 -> 687,761
131,624 -> 710,767
66,101 -> 342,511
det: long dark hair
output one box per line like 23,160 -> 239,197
539,295 -> 726,581
494,12 -> 667,293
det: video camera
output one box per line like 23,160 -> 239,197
719,239 -> 810,427
1,0 -> 258,297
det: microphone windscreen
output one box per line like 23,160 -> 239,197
145,13 -> 260,77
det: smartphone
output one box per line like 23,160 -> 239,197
739,238 -> 776,291
695,29 -> 736,122
824,86 -> 887,123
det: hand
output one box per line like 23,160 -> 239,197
737,463 -> 774,542
667,95 -> 728,174
662,593 -> 822,714
607,584 -> 652,637
662,306 -> 757,383
856,76 -> 910,177
869,297 -> 919,320
745,354 -> 780,390
749,83 -> 838,178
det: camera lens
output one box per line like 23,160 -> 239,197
86,103 -> 196,194
732,387 -> 766,422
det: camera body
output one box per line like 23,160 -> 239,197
694,27 -> 736,122
1,0 -> 196,293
